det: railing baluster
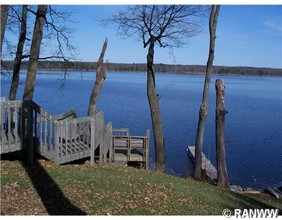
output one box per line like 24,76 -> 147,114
59,121 -> 63,163
34,110 -> 37,150
90,117 -> 95,165
14,106 -> 18,148
49,115 -> 52,148
7,103 -> 11,148
127,136 -> 131,162
65,120 -> 69,162
40,110 -> 43,152
146,129 -> 150,170
0,104 -> 5,152
44,114 -> 47,146
109,123 -> 113,163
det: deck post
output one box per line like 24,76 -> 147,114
0,102 -> 4,152
54,121 -> 59,163
90,117 -> 95,165
146,129 -> 150,170
127,136 -> 131,162
98,112 -> 104,163
26,103 -> 34,166
108,122 -> 112,163
103,127 -> 106,163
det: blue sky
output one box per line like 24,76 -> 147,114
61,5 -> 281,68
6,5 -> 282,68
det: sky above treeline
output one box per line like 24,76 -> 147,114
4,4 -> 282,69
66,5 -> 281,68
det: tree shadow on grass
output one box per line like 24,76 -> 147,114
20,155 -> 86,215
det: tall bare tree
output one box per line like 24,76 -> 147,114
9,5 -> 28,101
23,5 -> 47,100
3,5 -> 76,99
1,5 -> 9,56
194,5 -> 220,180
109,5 -> 208,172
215,79 -> 229,188
88,38 -> 108,116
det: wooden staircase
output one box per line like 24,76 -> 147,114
0,99 -> 150,169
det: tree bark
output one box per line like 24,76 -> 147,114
194,5 -> 220,180
9,5 -> 28,101
215,79 -> 229,188
1,5 -> 9,56
147,37 -> 165,172
88,39 -> 108,116
23,5 -> 47,100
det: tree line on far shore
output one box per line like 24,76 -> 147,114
2,60 -> 281,76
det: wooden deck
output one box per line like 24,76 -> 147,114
112,132 -> 149,169
188,146 -> 217,181
0,99 -> 150,169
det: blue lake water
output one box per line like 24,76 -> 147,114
1,71 -> 282,189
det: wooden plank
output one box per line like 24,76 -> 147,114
0,104 -> 4,153
127,136 -> 130,161
27,105 -> 33,166
97,112 -> 104,163
40,110 -> 43,150
44,116 -> 47,145
114,153 -> 144,162
58,149 -> 91,164
146,130 -> 150,170
90,117 -> 95,165
58,121 -> 63,163
49,115 -> 52,148
7,105 -> 11,148
108,123 -> 113,163
14,107 -> 18,147
112,128 -> 129,136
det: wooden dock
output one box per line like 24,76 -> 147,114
187,146 -> 217,181
0,99 -> 150,169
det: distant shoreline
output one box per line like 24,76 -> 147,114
2,60 -> 281,77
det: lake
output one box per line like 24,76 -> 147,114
1,70 -> 282,189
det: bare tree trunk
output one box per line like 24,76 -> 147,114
215,79 -> 229,188
9,5 -> 28,101
1,5 -> 9,56
88,39 -> 108,116
23,5 -> 47,100
147,37 -> 165,172
194,5 -> 220,180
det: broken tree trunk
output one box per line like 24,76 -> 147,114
194,5 -> 220,180
87,38 -> 108,116
215,79 -> 229,188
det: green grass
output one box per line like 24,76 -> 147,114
1,158 -> 281,215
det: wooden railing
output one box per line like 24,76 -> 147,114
112,128 -> 129,136
113,129 -> 150,170
0,100 -> 22,154
21,100 -> 81,164
1,99 -> 150,169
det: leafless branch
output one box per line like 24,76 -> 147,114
106,5 -> 209,49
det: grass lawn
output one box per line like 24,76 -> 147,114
1,154 -> 281,215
